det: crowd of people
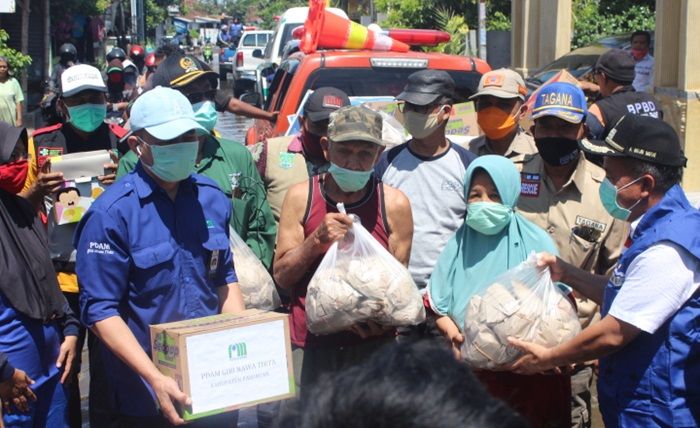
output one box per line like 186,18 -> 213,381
0,29 -> 698,428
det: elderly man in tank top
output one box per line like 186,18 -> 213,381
274,105 -> 413,391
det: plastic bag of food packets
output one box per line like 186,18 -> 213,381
461,253 -> 580,370
306,204 -> 425,335
228,226 -> 281,311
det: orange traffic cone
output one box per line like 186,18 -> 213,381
299,0 -> 409,54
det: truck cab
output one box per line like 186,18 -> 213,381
245,49 -> 491,145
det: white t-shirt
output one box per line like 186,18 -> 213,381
375,141 -> 475,288
632,53 -> 654,93
609,241 -> 700,334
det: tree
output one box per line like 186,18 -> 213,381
571,0 -> 655,49
0,30 -> 32,76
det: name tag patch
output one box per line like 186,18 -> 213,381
575,215 -> 607,232
38,147 -> 64,168
520,173 -> 540,197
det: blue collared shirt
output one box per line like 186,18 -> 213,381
75,163 -> 237,416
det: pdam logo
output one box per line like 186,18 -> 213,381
228,342 -> 247,360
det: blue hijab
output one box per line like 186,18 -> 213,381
428,155 -> 558,328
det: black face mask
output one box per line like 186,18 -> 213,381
535,137 -> 580,166
301,131 -> 325,162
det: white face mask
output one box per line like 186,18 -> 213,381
402,106 -> 446,139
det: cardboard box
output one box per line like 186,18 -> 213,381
150,309 -> 295,421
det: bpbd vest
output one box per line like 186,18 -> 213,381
598,185 -> 700,427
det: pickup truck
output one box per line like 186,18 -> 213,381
231,30 -> 273,97
219,30 -> 272,91
245,48 -> 491,146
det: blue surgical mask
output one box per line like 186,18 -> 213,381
192,101 -> 218,132
137,138 -> 199,182
328,163 -> 373,192
67,104 -> 106,133
599,177 -> 643,221
465,202 -> 512,235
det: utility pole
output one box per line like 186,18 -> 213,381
130,0 -> 138,42
478,0 -> 486,61
137,0 -> 145,43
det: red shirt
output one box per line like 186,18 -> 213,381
290,174 -> 390,348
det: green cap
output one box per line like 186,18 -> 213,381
328,105 -> 384,147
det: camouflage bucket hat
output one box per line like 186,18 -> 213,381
328,105 -> 384,147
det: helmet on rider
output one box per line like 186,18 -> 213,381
106,47 -> 127,62
59,43 -> 77,65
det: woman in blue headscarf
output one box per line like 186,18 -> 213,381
428,155 -> 571,428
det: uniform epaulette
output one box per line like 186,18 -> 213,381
521,152 -> 538,164
31,123 -> 62,137
94,179 -> 137,211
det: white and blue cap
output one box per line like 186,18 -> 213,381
129,86 -> 206,140
532,82 -> 587,124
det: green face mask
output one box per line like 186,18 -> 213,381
328,163 -> 373,192
138,139 -> 199,183
465,201 -> 512,235
599,177 -> 643,221
192,101 -> 218,132
66,103 -> 107,133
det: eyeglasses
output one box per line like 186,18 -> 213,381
183,90 -> 217,105
397,102 -> 440,114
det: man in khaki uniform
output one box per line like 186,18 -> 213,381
249,87 -> 350,221
515,82 -> 627,428
466,68 -> 537,160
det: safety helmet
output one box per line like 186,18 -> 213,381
59,43 -> 77,62
129,44 -> 145,59
106,47 -> 127,62
144,52 -> 156,68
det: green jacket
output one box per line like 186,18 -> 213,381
116,135 -> 277,268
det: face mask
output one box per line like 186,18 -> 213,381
534,137 -> 580,166
599,177 -> 644,221
328,163 -> 372,192
631,48 -> 648,61
477,107 -> 518,140
301,131 -> 324,161
403,106 -> 446,139
465,201 -> 512,235
66,104 -> 106,133
0,159 -> 28,194
138,139 -> 199,183
192,101 -> 218,132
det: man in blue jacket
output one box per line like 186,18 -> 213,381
75,87 -> 245,427
510,115 -> 699,428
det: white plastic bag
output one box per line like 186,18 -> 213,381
229,226 -> 281,311
461,253 -> 580,369
306,206 -> 425,335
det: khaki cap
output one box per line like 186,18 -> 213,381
328,105 -> 384,147
470,68 -> 528,101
